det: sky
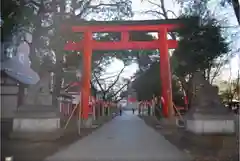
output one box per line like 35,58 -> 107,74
104,0 -> 240,82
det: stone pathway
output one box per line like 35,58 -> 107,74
45,111 -> 192,161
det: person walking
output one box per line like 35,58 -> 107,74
118,103 -> 122,116
138,102 -> 142,115
132,108 -> 135,114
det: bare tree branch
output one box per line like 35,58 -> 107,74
92,58 -> 108,79
144,0 -> 177,40
76,0 -> 93,18
110,82 -> 129,98
147,0 -> 162,8
209,52 -> 235,84
232,0 -> 240,25
29,0 -> 41,7
105,66 -> 126,93
90,80 -> 97,92
166,10 -> 177,18
76,0 -> 129,18
159,0 -> 168,18
109,77 -> 136,99
144,0 -> 169,19
115,97 -> 124,102
89,3 -> 127,9
144,10 -> 165,18
93,58 -> 105,71
93,72 -> 105,93
98,74 -> 122,80
210,62 -> 224,84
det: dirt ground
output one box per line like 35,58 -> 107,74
1,116 -> 115,161
140,116 -> 239,161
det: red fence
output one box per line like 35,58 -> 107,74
59,100 -> 117,117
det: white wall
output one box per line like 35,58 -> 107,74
72,94 -> 80,104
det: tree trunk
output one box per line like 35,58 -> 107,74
232,0 -> 240,25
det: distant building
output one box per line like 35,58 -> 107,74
126,82 -> 137,110
63,81 -> 98,105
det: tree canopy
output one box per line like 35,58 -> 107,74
131,0 -> 230,106
2,0 -> 234,106
131,60 -> 183,104
172,15 -> 229,80
1,0 -> 135,105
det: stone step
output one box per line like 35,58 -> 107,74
17,105 -> 57,111
10,129 -> 64,142
14,112 -> 60,118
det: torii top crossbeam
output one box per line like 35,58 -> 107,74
63,19 -> 183,51
63,18 -> 185,119
64,19 -> 182,31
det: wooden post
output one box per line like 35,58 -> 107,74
98,104 -> 101,118
151,103 -> 154,116
93,104 -> 96,120
108,105 -> 110,117
101,103 -> 105,116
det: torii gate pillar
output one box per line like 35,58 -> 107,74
81,31 -> 92,119
159,29 -> 173,117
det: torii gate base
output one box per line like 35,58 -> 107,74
63,19 -> 182,119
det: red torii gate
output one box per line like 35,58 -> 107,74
63,19 -> 182,119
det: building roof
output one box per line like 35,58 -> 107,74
63,18 -> 187,27
64,81 -> 98,95
1,56 -> 39,85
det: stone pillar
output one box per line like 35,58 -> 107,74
82,114 -> 93,128
11,73 -> 62,140
184,72 -> 236,134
